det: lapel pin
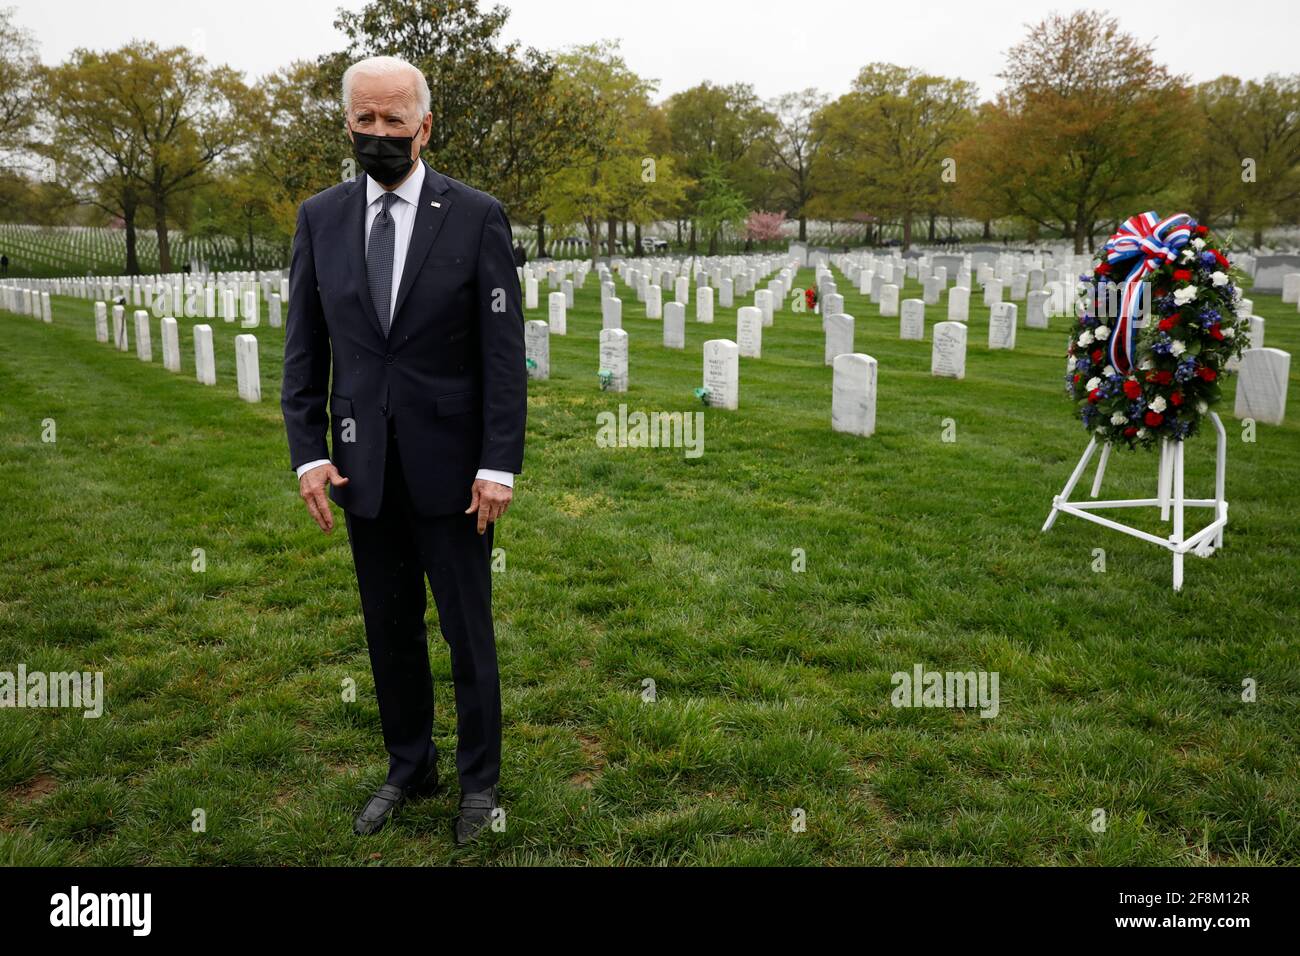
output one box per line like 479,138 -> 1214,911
431,201 -> 441,208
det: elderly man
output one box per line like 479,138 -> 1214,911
281,55 -> 526,844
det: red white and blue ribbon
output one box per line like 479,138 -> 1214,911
1100,211 -> 1194,374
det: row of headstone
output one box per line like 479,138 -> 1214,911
90,300 -> 259,400
0,285 -> 53,321
9,270 -> 290,326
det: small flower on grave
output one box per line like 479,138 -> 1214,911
693,386 -> 711,406
597,369 -> 613,390
525,357 -> 537,370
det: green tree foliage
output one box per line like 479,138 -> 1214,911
812,64 -> 975,250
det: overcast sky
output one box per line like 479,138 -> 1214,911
12,0 -> 1297,102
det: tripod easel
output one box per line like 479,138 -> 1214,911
1042,413 -> 1228,591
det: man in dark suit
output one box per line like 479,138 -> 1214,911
281,56 -> 526,845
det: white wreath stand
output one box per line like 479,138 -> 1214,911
1042,413 -> 1228,591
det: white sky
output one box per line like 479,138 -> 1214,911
12,0 -> 1298,102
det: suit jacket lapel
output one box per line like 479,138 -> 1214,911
390,161 -> 453,335
345,174 -> 387,342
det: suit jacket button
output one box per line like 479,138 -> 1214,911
384,354 -> 395,365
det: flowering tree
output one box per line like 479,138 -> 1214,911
744,210 -> 786,242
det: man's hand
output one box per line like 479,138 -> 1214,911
465,478 -> 512,534
299,463 -> 349,533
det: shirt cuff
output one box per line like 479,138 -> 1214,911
475,468 -> 514,488
296,458 -> 332,479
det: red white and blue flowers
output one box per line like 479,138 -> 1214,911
1064,215 -> 1249,448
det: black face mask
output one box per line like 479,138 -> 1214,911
349,127 -> 416,187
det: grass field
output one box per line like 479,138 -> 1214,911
1,263 -> 1297,866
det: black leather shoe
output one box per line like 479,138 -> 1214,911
353,762 -> 440,836
353,783 -> 407,836
454,786 -> 499,846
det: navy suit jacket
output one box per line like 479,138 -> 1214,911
281,161 -> 527,519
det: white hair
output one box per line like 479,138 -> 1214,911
342,55 -> 431,120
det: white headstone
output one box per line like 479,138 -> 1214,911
703,339 -> 739,410
719,277 -> 734,308
664,301 -> 686,349
235,334 -> 261,401
548,291 -> 567,335
675,275 -> 689,305
94,302 -> 108,343
221,288 -> 236,323
922,276 -> 942,306
113,304 -> 128,351
194,324 -> 216,385
948,286 -> 970,323
824,312 -> 854,366
1248,315 -> 1265,350
525,320 -> 550,380
268,293 -> 282,328
1281,273 -> 1300,304
755,289 -> 773,327
134,310 -> 152,361
602,296 -> 622,330
900,299 -> 925,341
831,353 -> 877,438
880,284 -> 900,317
161,317 -> 181,371
988,302 -> 1017,350
1026,290 -> 1051,329
40,292 -> 51,322
598,328 -> 629,392
931,321 -> 967,379
645,283 -> 662,319
983,278 -> 1004,308
696,285 -> 714,324
737,305 -> 763,358
525,276 -> 539,310
1234,347 -> 1289,425
241,289 -> 259,328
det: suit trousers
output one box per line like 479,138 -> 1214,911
344,417 -> 501,793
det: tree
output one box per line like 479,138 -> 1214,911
335,0 -> 598,244
40,54 -> 151,273
811,64 -> 975,250
1185,75 -> 1300,245
954,10 -> 1197,253
665,82 -> 775,250
744,210 -> 787,243
42,42 -> 250,273
758,89 -> 825,241
0,7 -> 38,155
543,42 -> 685,266
246,58 -> 353,243
694,156 -> 749,254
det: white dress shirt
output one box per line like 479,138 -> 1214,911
296,162 -> 513,489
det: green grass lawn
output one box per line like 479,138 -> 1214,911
1,264 -> 1297,865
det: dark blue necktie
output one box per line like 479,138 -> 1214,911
367,192 -> 396,336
